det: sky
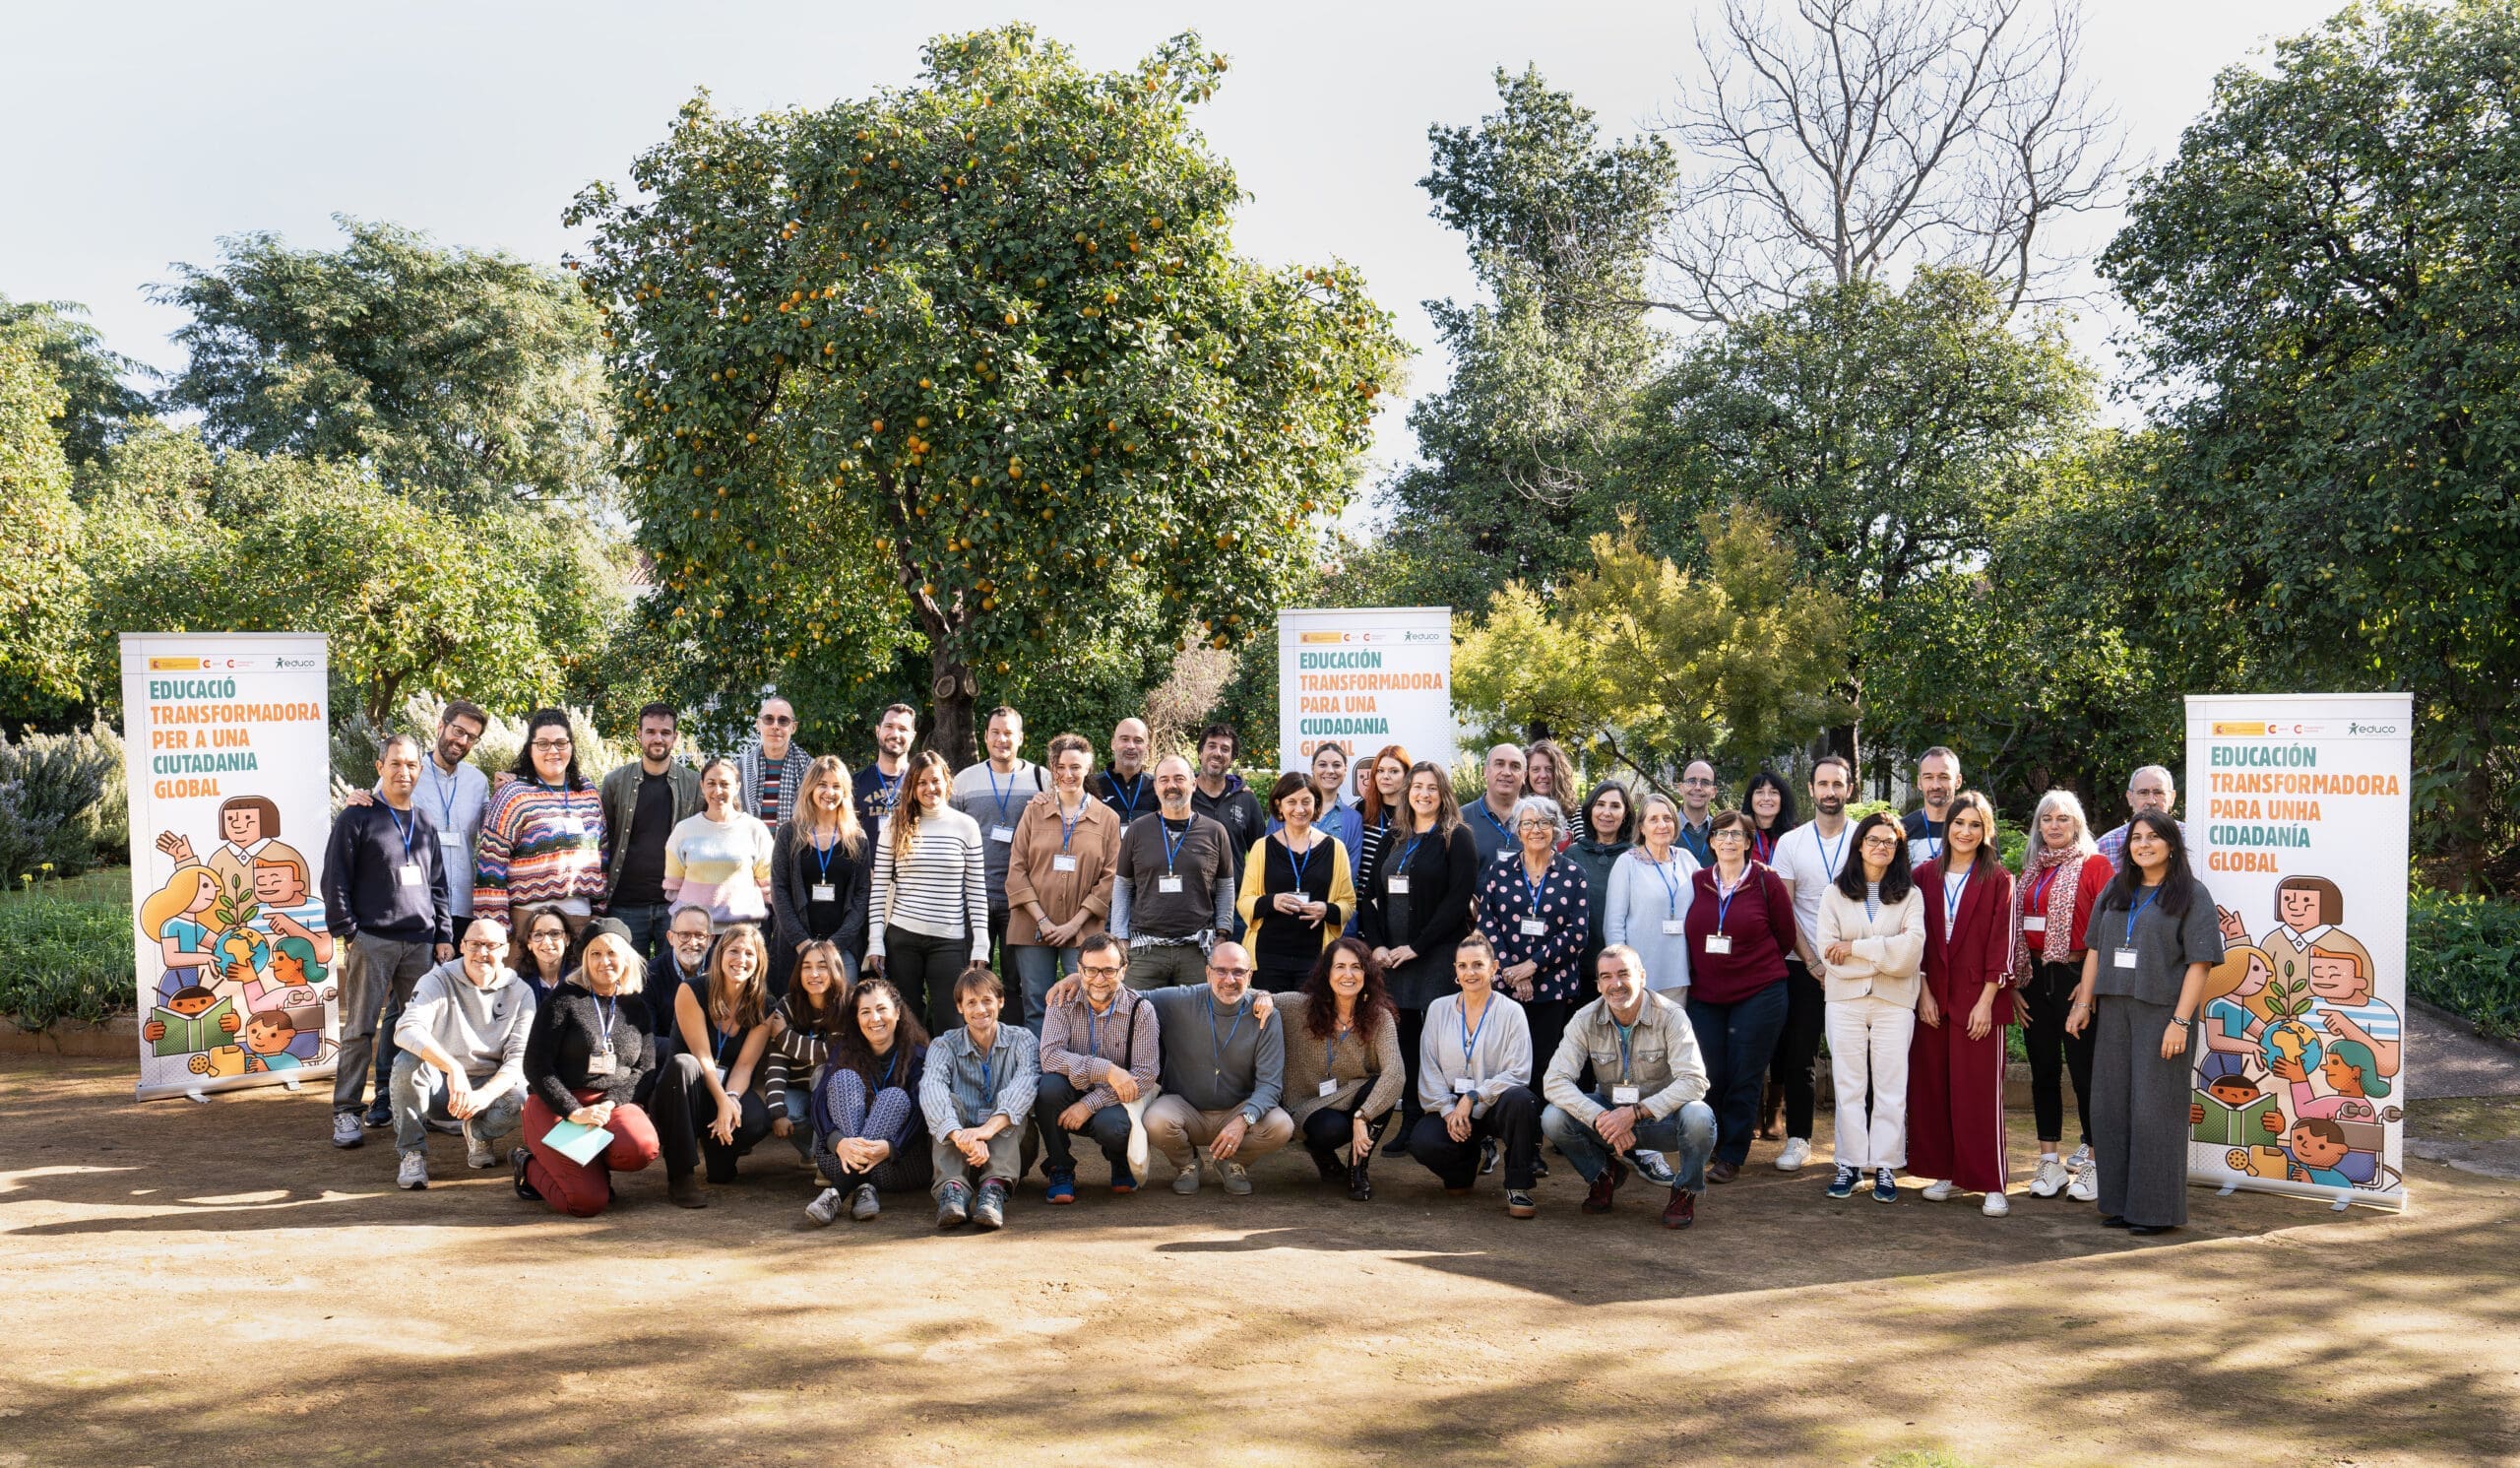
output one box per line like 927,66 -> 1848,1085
4,0 -> 2333,507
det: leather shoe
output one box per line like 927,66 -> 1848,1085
1661,1186 -> 1696,1230
1707,1158 -> 1739,1184
1582,1157 -> 1631,1214
1347,1163 -> 1372,1202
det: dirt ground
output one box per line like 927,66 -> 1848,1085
3,1056 -> 2514,1468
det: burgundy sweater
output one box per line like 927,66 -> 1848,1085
1682,862 -> 1798,1003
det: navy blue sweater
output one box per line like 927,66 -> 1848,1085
322,798 -> 454,945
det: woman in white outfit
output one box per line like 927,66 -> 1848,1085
1816,812 -> 1925,1204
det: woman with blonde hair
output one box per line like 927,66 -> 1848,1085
2013,788 -> 2117,1202
772,754 -> 871,987
653,922 -> 776,1205
141,861 -> 227,1002
867,750 -> 988,1036
516,917 -> 663,1217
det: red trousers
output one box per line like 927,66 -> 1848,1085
522,1090 -> 662,1217
1907,1008 -> 2010,1193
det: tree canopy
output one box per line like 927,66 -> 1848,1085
0,330 -> 88,712
0,296 -> 153,467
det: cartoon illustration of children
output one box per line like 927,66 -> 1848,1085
2274,1039 -> 2389,1123
140,860 -> 228,1005
2303,932 -> 2401,1081
235,1010 -> 305,1072
2190,1072 -> 2284,1144
160,796 -> 284,896
2220,875 -> 2348,991
245,936 -> 331,1060
2198,944 -> 2277,1075
246,843 -> 331,961
2280,1117 -> 2356,1187
144,984 -> 241,1055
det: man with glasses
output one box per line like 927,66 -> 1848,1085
1675,760 -> 1721,866
1034,933 -> 1163,1200
1904,747 -> 1961,867
853,703 -> 919,831
737,696 -> 812,830
599,703 -> 702,966
1109,755 -> 1236,990
651,906 -> 717,1066
388,919 -> 535,1189
1541,945 -> 1717,1229
2095,765 -> 2189,873
339,701 -> 492,924
1140,941 -> 1291,1194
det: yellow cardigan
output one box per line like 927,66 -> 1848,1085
1235,831 -> 1358,956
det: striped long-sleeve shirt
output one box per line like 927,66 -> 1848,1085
473,778 -> 607,925
868,806 -> 988,961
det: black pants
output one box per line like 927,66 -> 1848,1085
1394,1006 -> 1428,1143
1034,1072 -> 1133,1179
1524,997 -> 1575,1084
653,1053 -> 774,1182
2020,958 -> 2096,1145
1301,1105 -> 1391,1172
884,928 -> 970,1039
1408,1084 -> 1540,1190
1766,958 -> 1826,1139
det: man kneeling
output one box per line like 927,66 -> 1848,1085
391,919 -> 535,1188
1035,933 -> 1162,1200
919,965 -> 1039,1231
1541,945 -> 1718,1229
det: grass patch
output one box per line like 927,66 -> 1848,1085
0,866 -> 136,1029
1876,1451 -> 1988,1468
2407,1096 -> 2520,1144
2410,888 -> 2520,1042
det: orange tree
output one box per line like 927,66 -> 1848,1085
567,26 -> 1407,762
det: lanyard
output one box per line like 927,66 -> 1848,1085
1751,826 -> 1776,863
1715,867 -> 1745,931
976,1036 -> 999,1099
1459,994 -> 1492,1078
1943,866 -> 1970,930
710,1022 -> 734,1069
2030,863 -> 2062,912
1161,818 -> 1190,876
1479,803 -> 1516,845
811,828 -> 838,885
429,761 -> 462,832
987,765 -> 1023,824
873,769 -> 903,813
1522,859 -> 1550,921
1395,830 -> 1426,875
1286,833 -> 1314,892
1648,850 -> 1684,917
595,993 -> 618,1053
878,1046 -> 902,1089
382,798 -> 417,862
1816,823 -> 1850,882
1058,797 -> 1085,852
1109,772 -> 1148,819
1864,890 -> 1880,923
2125,885 -> 2161,947
1207,992 -> 1247,1062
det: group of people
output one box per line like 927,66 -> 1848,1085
322,699 -> 2222,1238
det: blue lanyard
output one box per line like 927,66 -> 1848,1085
1395,831 -> 1426,874
1715,868 -> 1744,931
1648,851 -> 1684,917
1522,860 -> 1549,917
878,1046 -> 902,1089
1816,824 -> 1849,882
1924,828 -> 1944,860
873,770 -> 902,812
1058,798 -> 1084,852
2030,864 -> 2062,911
976,1036 -> 998,1099
1943,867 -> 1970,930
1286,834 -> 1314,892
595,993 -> 618,1053
812,834 -> 836,885
1207,992 -> 1247,1060
1458,994 -> 1492,1075
1109,772 -> 1148,819
1864,892 -> 1880,923
2125,885 -> 2161,947
428,761 -> 462,833
1480,803 -> 1516,844
711,1022 -> 734,1068
1161,818 -> 1190,875
381,798 -> 417,861
1751,827 -> 1776,863
987,765 -> 1022,824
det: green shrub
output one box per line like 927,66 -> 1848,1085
0,722 -> 119,883
0,895 -> 133,1028
2409,887 -> 2520,1042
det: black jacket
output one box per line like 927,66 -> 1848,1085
1355,822 -> 1481,1010
322,798 -> 454,945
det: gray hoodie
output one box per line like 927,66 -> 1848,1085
394,957 -> 536,1093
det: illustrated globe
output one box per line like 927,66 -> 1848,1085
2262,1018 -> 2324,1075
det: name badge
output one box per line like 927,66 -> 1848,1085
1610,1085 -> 1641,1107
1704,933 -> 1733,955
990,825 -> 1015,843
1052,854 -> 1079,873
1317,1078 -> 1338,1098
586,1051 -> 616,1076
1158,875 -> 1184,894
2113,948 -> 2139,970
1452,1077 -> 1476,1095
1661,919 -> 1686,936
810,883 -> 838,903
436,831 -> 463,849
1386,875 -> 1410,895
2023,915 -> 2047,934
715,1066 -> 732,1089
398,862 -> 424,888
1519,917 -> 1547,937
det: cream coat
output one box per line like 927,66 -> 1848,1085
1816,884 -> 1926,1008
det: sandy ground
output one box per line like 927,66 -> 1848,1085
3,1055 -> 2515,1468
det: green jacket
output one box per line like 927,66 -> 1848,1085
598,759 -> 703,901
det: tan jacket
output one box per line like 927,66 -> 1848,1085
1817,884 -> 1926,1007
1002,791 -> 1121,947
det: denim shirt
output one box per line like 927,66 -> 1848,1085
918,1023 -> 1040,1138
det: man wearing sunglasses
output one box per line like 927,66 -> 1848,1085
737,696 -> 813,831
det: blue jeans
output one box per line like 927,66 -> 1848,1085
782,1086 -> 814,1160
612,902 -> 675,969
1689,981 -> 1791,1167
1541,1092 -> 1717,1194
1008,944 -> 1081,1037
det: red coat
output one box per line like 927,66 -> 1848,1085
1920,859 -> 2017,1025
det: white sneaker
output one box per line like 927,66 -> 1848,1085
1982,1190 -> 2011,1217
803,1187 -> 845,1226
331,1112 -> 366,1149
1625,1149 -> 1676,1186
2067,1160 -> 2099,1202
2066,1142 -> 2093,1172
2029,1157 -> 2069,1197
1921,1178 -> 1957,1202
1171,1149 -> 1205,1195
1775,1137 -> 1812,1172
396,1151 -> 428,1190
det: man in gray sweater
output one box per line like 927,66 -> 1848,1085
1541,944 -> 1717,1230
1141,940 -> 1291,1195
1109,754 -> 1237,990
390,918 -> 536,1189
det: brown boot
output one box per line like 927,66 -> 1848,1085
667,1172 -> 709,1209
1757,1082 -> 1786,1141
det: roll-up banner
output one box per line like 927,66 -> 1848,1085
120,633 -> 336,1101
2185,692 -> 2412,1212
1276,607 -> 1457,778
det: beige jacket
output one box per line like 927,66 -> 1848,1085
1002,791 -> 1121,947
1816,884 -> 1926,1007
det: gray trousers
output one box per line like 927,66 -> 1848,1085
930,1126 -> 1024,1199
388,1052 -> 524,1155
2090,994 -> 2193,1228
333,933 -> 434,1113
1124,942 -> 1206,991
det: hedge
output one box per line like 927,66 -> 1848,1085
2408,888 -> 2520,1043
0,895 -> 133,1029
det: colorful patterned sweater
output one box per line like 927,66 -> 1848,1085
473,778 -> 608,925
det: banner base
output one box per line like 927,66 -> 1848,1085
2193,1169 -> 2409,1215
140,1061 -> 339,1104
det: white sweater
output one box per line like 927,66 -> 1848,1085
868,806 -> 989,961
1816,883 -> 1926,1007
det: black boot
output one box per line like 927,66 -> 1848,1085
1347,1160 -> 1373,1202
1307,1145 -> 1344,1184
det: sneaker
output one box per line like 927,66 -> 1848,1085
464,1119 -> 497,1170
1873,1168 -> 1898,1204
2067,1160 -> 2099,1202
2029,1157 -> 2069,1197
1044,1171 -> 1077,1205
1982,1190 -> 2011,1217
1170,1150 -> 1204,1195
1921,1178 -> 1957,1202
849,1183 -> 881,1221
1534,1154 -> 1550,1180
331,1112 -> 366,1149
1505,1188 -> 1537,1219
972,1180 -> 1008,1231
396,1151 -> 428,1189
363,1104 -> 393,1130
1216,1159 -> 1253,1196
2066,1142 -> 2094,1172
426,1117 -> 463,1135
1109,1165 -> 1138,1195
1625,1149 -> 1676,1186
1661,1186 -> 1696,1230
1776,1137 -> 1812,1172
1480,1136 -> 1499,1176
1582,1157 -> 1631,1215
1827,1165 -> 1858,1199
511,1147 -> 541,1201
804,1186 -> 846,1226
936,1180 -> 973,1228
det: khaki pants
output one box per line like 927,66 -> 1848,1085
1143,1095 -> 1293,1172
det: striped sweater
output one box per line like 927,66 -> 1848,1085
473,778 -> 608,925
868,806 -> 989,961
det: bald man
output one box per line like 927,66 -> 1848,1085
389,918 -> 536,1189
1095,718 -> 1157,823
1140,941 -> 1292,1195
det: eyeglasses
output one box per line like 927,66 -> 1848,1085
1517,819 -> 1554,831
1680,777 -> 1716,788
1208,966 -> 1254,981
760,714 -> 794,727
461,940 -> 504,953
1859,835 -> 1901,851
1079,964 -> 1125,979
530,738 -> 573,752
1710,830 -> 1747,843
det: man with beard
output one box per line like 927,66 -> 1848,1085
738,696 -> 812,831
600,703 -> 702,966
1767,755 -> 1854,1175
854,703 -> 919,832
1903,747 -> 1961,867
1095,717 -> 1157,824
1189,724 -> 1267,933
1109,755 -> 1236,990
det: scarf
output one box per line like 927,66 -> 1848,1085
2014,844 -> 2092,976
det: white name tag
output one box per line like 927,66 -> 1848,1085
1317,1078 -> 1338,1098
437,831 -> 463,849
1158,875 -> 1184,894
2023,915 -> 2047,934
1452,1077 -> 1476,1095
810,883 -> 837,904
1519,917 -> 1547,937
1386,875 -> 1410,895
1610,1085 -> 1641,1107
1704,934 -> 1733,955
586,1051 -> 616,1076
2113,948 -> 2139,970
990,825 -> 1014,843
398,863 -> 424,888
1052,854 -> 1079,873
1662,919 -> 1686,936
